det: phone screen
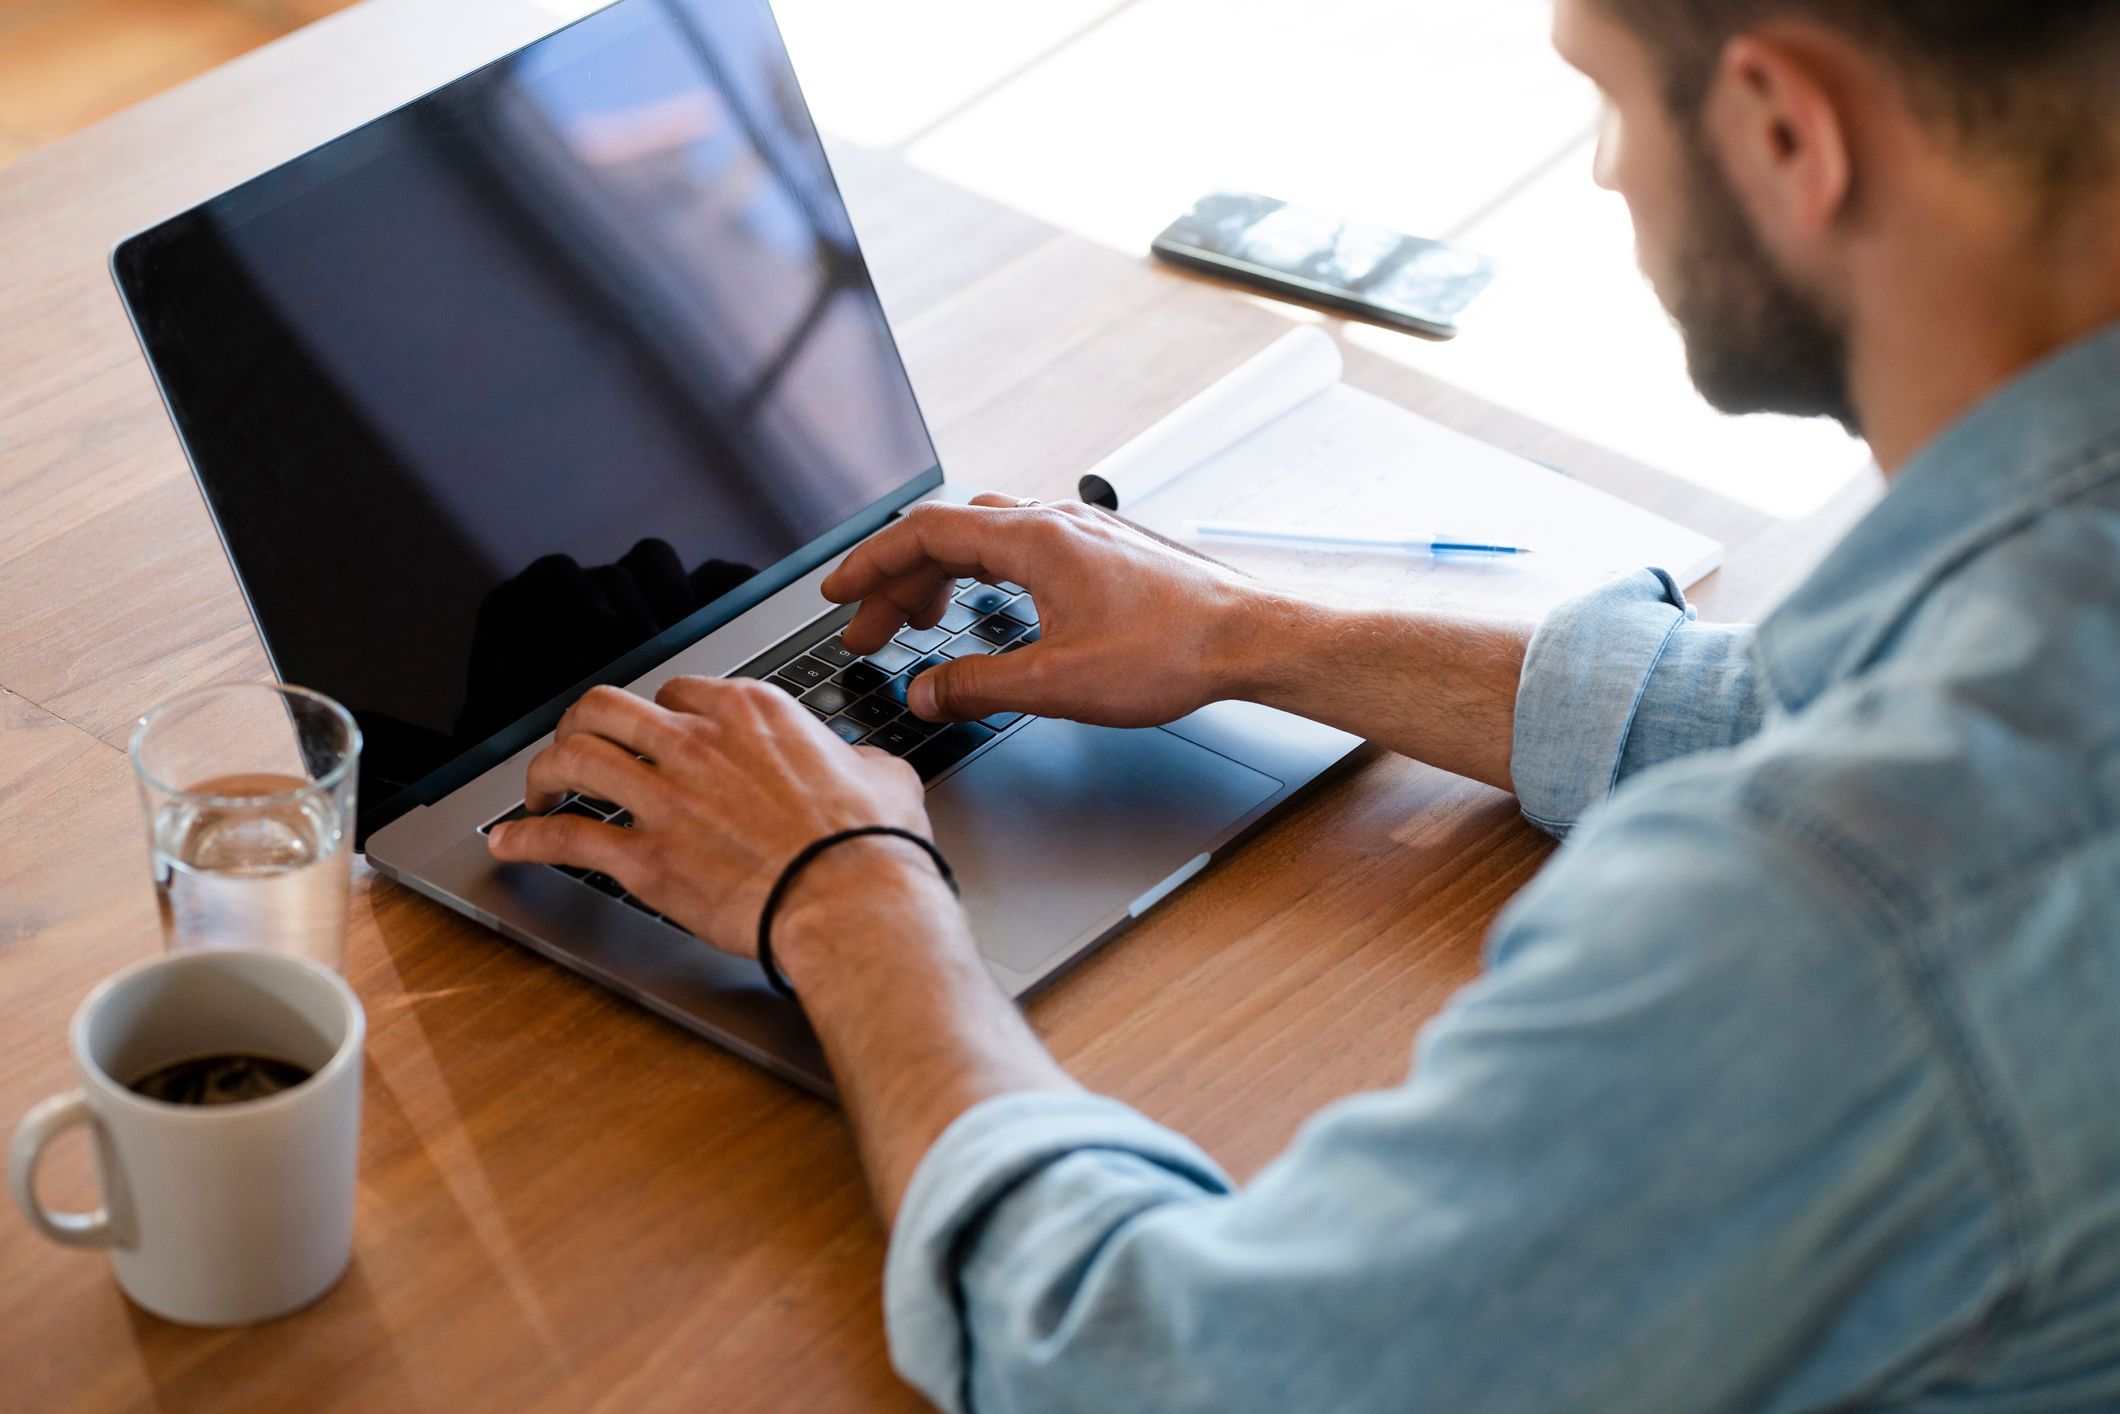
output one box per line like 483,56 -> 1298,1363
1153,191 -> 1496,333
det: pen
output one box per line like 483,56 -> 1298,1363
1185,519 -> 1534,557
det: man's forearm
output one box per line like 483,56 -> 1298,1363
1219,590 -> 1533,793
774,845 -> 1078,1223
759,584 -> 1532,1221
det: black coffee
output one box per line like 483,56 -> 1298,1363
128,1053 -> 314,1106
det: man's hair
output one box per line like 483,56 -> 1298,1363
1596,0 -> 2120,186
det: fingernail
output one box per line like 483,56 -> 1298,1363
488,823 -> 510,849
909,675 -> 937,719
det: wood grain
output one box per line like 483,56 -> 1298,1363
0,1 -> 1877,1408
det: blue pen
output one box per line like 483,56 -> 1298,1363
1186,519 -> 1534,558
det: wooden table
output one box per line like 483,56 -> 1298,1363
0,2 -> 1879,1407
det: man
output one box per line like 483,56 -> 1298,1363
488,0 -> 2120,1406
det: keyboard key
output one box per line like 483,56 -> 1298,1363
609,811 -> 634,828
554,863 -> 592,881
767,675 -> 809,697
552,801 -> 605,824
861,641 -> 920,674
802,682 -> 858,717
837,662 -> 891,695
622,893 -> 657,915
982,711 -> 1024,731
971,614 -> 1026,645
809,638 -> 858,667
576,795 -> 619,816
939,602 -> 979,633
875,673 -> 912,706
805,705 -> 829,721
957,585 -> 1011,616
941,636 -> 997,659
778,656 -> 835,689
896,625 -> 952,654
583,872 -> 627,898
907,723 -> 997,781
869,725 -> 945,758
845,695 -> 901,729
954,576 -> 977,589
1021,625 -> 1042,644
907,653 -> 949,677
825,716 -> 871,745
995,581 -> 1026,595
1002,595 -> 1039,627
864,725 -> 915,758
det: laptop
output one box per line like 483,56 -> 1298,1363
111,0 -> 1360,1095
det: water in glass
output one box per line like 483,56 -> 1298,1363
152,771 -> 351,971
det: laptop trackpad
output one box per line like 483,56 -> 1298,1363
925,718 -> 1282,974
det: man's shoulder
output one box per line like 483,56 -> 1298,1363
1657,506 -> 2120,926
1899,477 -> 2120,710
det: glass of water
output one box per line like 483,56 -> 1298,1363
130,683 -> 360,973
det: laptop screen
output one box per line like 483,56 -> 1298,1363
114,0 -> 942,840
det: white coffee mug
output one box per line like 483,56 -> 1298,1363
9,950 -> 364,1326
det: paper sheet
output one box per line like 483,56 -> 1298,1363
1116,377 -> 1724,621
1079,327 -> 1343,511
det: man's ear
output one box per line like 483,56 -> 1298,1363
1703,30 -> 1856,244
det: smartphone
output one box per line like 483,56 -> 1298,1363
1150,191 -> 1496,339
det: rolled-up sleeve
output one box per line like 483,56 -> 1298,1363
1512,569 -> 1765,836
886,1091 -> 1232,1407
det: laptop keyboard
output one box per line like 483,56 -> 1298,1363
479,579 -> 1041,922
739,577 -> 1039,778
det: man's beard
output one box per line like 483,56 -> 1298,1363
1661,135 -> 1861,435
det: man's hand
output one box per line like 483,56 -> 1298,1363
822,494 -> 1269,727
485,675 -> 1076,1221
485,677 -> 947,956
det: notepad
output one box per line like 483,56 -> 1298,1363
1078,327 -> 1723,620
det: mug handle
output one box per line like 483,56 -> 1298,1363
9,1090 -> 117,1248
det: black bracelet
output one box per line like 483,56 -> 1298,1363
756,826 -> 960,1000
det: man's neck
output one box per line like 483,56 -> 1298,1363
1847,174 -> 2120,476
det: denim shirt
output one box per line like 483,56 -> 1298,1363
883,324 -> 2120,1413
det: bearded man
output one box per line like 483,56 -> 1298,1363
490,0 -> 2120,1406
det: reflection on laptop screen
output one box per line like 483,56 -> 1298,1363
115,0 -> 940,832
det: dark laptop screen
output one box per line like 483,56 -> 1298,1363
113,0 -> 941,838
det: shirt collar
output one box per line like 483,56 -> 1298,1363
1755,320 -> 2120,711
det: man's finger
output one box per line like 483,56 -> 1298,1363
556,683 -> 684,761
524,733 -> 659,814
910,645 -> 1048,722
488,812 -> 634,879
656,675 -> 823,757
843,577 -> 955,654
653,674 -> 740,719
821,502 -> 1046,605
